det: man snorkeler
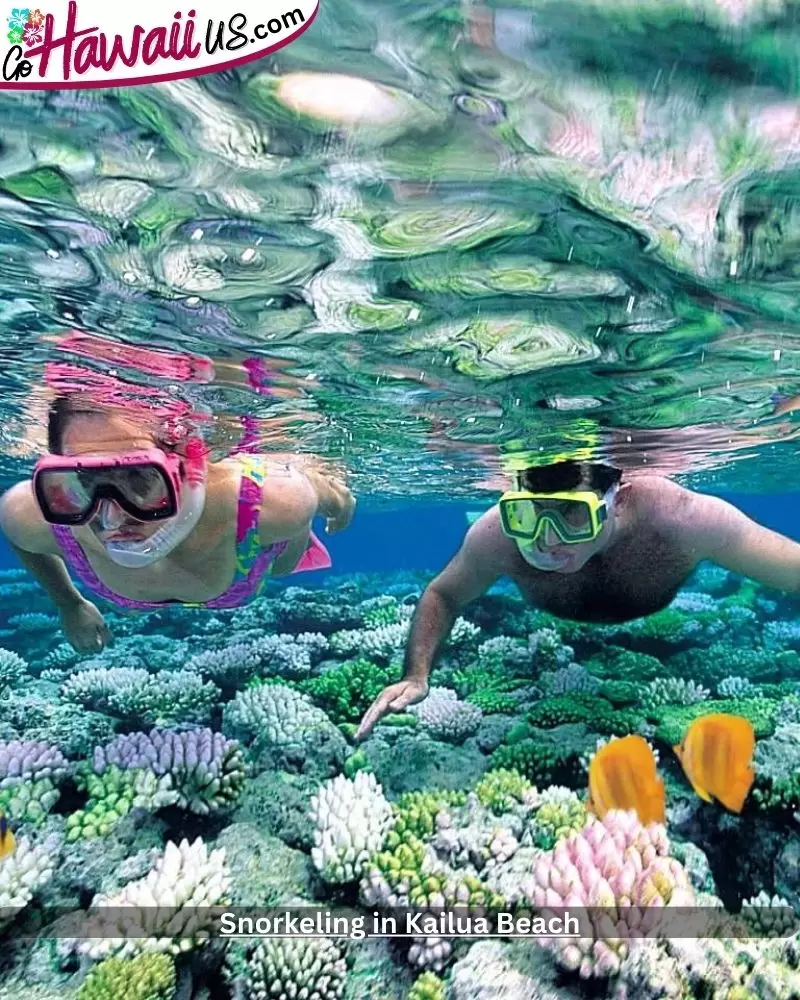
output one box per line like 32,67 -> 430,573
0,396 -> 355,653
356,460 -> 800,738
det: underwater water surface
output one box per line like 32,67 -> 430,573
1,0 -> 800,998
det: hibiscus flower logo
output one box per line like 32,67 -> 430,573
6,7 -> 29,31
6,8 -> 46,46
22,19 -> 41,44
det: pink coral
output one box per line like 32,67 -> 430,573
519,809 -> 694,980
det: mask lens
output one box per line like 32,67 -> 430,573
100,465 -> 172,514
37,470 -> 93,518
502,498 -> 538,538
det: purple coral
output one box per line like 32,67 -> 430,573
92,729 -> 246,814
519,809 -> 694,979
0,740 -> 69,787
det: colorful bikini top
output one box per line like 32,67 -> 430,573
51,455 -> 299,611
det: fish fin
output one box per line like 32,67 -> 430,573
690,780 -> 714,804
715,765 -> 755,814
672,743 -> 683,762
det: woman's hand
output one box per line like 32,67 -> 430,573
59,597 -> 112,653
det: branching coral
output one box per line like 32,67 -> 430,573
245,937 -> 347,1000
0,832 -> 60,927
642,677 -> 710,710
408,687 -> 482,743
66,765 -> 178,841
0,649 -> 28,689
223,683 -> 339,748
91,729 -> 246,815
76,838 -> 230,960
76,954 -> 177,1000
525,785 -> 587,850
519,809 -> 694,978
299,658 -> 397,725
474,768 -> 534,816
309,771 -> 394,883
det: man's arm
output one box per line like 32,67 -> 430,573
356,515 -> 504,739
676,487 -> 800,592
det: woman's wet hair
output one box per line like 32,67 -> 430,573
47,396 -> 167,455
518,460 -> 622,495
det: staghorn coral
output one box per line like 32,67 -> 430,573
408,687 -> 482,743
76,954 -> 176,1000
91,729 -> 246,815
519,809 -> 694,979
717,675 -> 756,698
76,838 -> 230,960
309,771 -> 394,884
245,937 -> 347,1000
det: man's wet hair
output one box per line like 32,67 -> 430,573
518,461 -> 622,495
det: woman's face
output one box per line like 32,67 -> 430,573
59,412 -> 168,544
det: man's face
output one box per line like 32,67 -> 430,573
515,486 -> 617,574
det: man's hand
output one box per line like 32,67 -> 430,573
355,678 -> 429,741
59,598 -> 112,653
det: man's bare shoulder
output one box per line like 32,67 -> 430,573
625,475 -> 704,534
0,481 -> 59,554
463,506 -> 519,568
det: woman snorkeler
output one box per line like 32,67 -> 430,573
0,395 -> 355,653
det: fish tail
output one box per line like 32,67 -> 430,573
716,766 -> 755,814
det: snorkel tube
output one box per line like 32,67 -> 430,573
102,437 -> 209,569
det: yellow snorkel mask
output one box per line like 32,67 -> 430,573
498,487 -> 611,545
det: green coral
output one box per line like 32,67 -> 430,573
527,695 -> 641,735
362,598 -> 401,628
408,972 -> 446,1000
299,659 -> 396,725
77,954 -> 176,1000
491,739 -> 583,788
584,647 -> 664,683
475,768 -> 532,815
466,689 -> 518,714
528,788 -> 587,849
393,789 -> 467,839
652,698 -> 777,747
66,765 -> 177,842
451,666 -> 525,699
0,778 -> 59,826
668,645 -> 800,688
598,680 -> 641,706
372,828 -> 502,911
752,773 -> 800,813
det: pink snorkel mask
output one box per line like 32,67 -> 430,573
34,437 -> 209,569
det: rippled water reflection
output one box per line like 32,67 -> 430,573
2,0 -> 800,500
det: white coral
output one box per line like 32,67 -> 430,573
77,837 -> 230,960
222,683 -> 334,746
310,771 -> 393,884
0,834 -> 59,922
409,687 -> 482,743
247,936 -> 347,1000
